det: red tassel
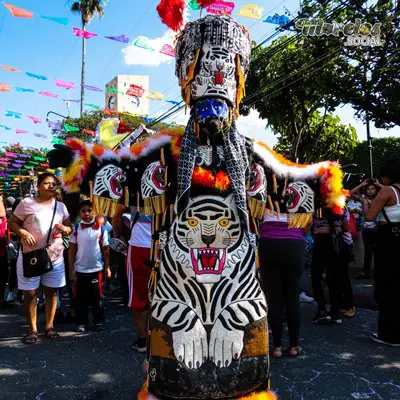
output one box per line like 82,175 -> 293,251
197,0 -> 215,7
156,0 -> 186,31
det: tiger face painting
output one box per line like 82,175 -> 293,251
92,164 -> 126,200
141,160 -> 166,199
286,181 -> 315,213
170,194 -> 245,284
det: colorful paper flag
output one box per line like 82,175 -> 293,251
15,87 -> 34,92
143,117 -> 153,124
0,65 -> 19,72
0,83 -> 10,92
82,129 -> 96,137
166,100 -> 181,106
159,44 -> 175,57
188,0 -> 201,10
48,120 -> 61,130
5,152 -> 17,157
63,99 -> 80,103
56,79 -> 76,89
51,138 -> 64,145
126,84 -> 145,97
97,118 -> 122,149
26,72 -> 48,80
40,16 -> 69,25
27,115 -> 42,124
63,124 -> 80,132
83,84 -> 102,92
147,91 -> 164,100
106,88 -> 123,94
3,2 -> 33,18
264,15 -> 291,25
18,154 -> 30,158
133,37 -> 154,51
0,125 -> 11,130
84,103 -> 101,109
38,91 -> 58,98
16,129 -> 28,134
207,0 -> 235,15
237,5 -> 263,19
34,133 -> 48,138
104,34 -> 129,43
104,108 -> 119,115
5,110 -> 21,118
33,156 -> 47,161
73,27 -> 98,39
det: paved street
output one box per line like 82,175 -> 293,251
1,281 -> 399,400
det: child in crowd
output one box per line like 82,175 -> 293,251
69,200 -> 111,332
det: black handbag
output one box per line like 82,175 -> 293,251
22,200 -> 58,278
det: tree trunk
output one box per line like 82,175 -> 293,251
80,20 -> 86,117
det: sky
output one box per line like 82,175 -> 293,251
0,0 -> 398,151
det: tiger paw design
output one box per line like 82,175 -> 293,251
172,316 -> 208,369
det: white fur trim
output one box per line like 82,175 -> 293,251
253,141 -> 334,179
118,133 -> 172,161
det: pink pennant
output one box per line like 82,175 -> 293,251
5,152 -> 17,157
160,44 -> 176,57
28,115 -> 42,124
16,129 -> 28,134
56,79 -> 76,89
0,162 -> 8,166
38,91 -> 58,98
207,0 -> 235,15
73,28 -> 97,39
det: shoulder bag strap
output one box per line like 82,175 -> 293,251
380,208 -> 391,224
46,200 -> 58,246
130,211 -> 140,233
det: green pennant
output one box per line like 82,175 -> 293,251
63,124 -> 80,132
188,0 -> 200,10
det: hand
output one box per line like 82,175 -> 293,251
374,179 -> 384,188
55,224 -> 68,235
20,230 -> 36,246
105,267 -> 112,279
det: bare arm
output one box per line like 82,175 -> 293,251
363,187 -> 391,221
112,204 -> 128,239
0,199 -> 6,218
8,214 -> 36,246
350,179 -> 369,202
102,245 -> 111,278
68,243 -> 77,280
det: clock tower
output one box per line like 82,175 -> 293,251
105,75 -> 150,116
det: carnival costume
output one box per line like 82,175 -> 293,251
48,9 -> 345,400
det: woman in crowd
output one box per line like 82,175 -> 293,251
363,160 -> 400,346
0,197 -> 8,310
259,212 -> 308,358
351,179 -> 379,279
9,173 -> 72,344
311,206 -> 354,324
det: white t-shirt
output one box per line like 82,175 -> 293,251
69,225 -> 109,273
14,198 -> 69,263
128,214 -> 151,248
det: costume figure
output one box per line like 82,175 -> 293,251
48,12 -> 345,400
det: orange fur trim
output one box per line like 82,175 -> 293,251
169,128 -> 184,162
192,167 -> 231,191
92,144 -> 105,158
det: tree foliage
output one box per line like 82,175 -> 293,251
70,0 -> 105,23
342,137 -> 400,177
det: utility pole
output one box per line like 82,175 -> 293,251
366,112 -> 373,178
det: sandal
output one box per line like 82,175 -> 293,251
22,330 -> 38,344
354,272 -> 370,280
286,347 -> 300,357
272,347 -> 283,359
44,327 -> 60,340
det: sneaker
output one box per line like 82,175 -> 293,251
133,338 -> 146,353
330,314 -> 343,324
370,333 -> 400,347
312,310 -> 331,324
77,325 -> 86,333
343,307 -> 356,318
299,291 -> 314,303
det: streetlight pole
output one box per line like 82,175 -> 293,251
366,112 -> 373,179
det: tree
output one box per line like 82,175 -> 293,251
244,0 -> 399,129
70,1 -> 106,116
342,137 -> 400,177
274,111 -> 358,163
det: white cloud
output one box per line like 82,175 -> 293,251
122,30 -> 175,67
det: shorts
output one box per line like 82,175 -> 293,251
17,252 -> 66,291
126,245 -> 151,311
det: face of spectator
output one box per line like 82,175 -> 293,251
380,176 -> 391,186
366,184 -> 377,198
38,177 -> 58,198
80,205 -> 95,223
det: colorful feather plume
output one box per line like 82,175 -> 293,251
156,0 -> 186,31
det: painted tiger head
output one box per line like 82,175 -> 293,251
247,163 -> 267,201
93,164 -> 126,200
285,181 -> 315,213
170,194 -> 248,284
141,161 -> 166,199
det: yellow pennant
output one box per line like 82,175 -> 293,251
238,5 -> 263,20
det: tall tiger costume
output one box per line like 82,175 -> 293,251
48,12 -> 345,400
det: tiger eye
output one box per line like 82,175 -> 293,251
219,218 -> 229,227
188,219 -> 198,227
